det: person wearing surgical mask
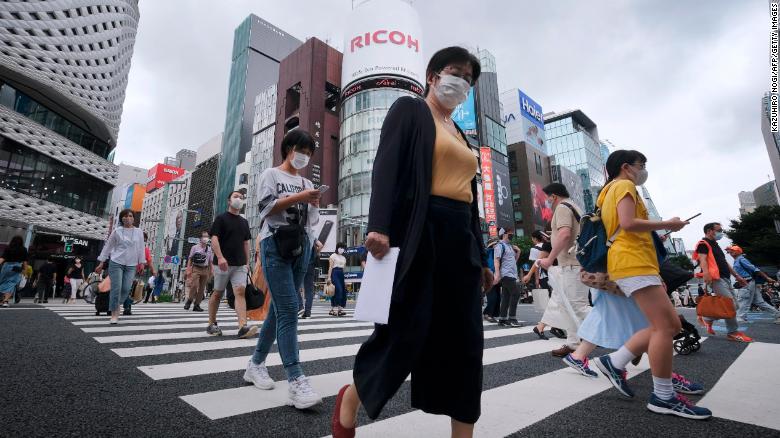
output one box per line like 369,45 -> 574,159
206,189 -> 254,338
332,47 -> 490,438
695,222 -> 749,340
95,209 -> 146,324
243,128 -> 323,410
185,230 -> 213,312
327,242 -> 348,316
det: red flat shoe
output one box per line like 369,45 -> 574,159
332,384 -> 356,438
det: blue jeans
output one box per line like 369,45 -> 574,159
330,268 -> 347,308
736,281 -> 779,320
302,252 -> 317,315
108,261 -> 136,311
252,236 -> 311,381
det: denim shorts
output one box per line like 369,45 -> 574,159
212,265 -> 247,291
615,275 -> 663,297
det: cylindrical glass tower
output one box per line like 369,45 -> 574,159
338,0 -> 425,246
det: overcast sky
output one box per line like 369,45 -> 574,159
116,0 -> 773,249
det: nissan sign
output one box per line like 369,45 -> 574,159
341,0 -> 425,92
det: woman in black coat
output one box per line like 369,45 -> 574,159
331,47 -> 493,438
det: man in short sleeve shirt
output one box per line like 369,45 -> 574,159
206,190 -> 256,339
537,183 -> 591,357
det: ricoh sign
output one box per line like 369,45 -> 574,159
341,0 -> 425,92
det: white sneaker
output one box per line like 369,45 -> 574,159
243,360 -> 274,390
287,376 -> 322,409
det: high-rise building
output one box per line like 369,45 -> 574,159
753,180 -> 780,207
196,133 -> 222,166
176,149 -> 197,172
184,153 -> 220,261
247,85 -> 277,238
109,163 -> 148,216
761,92 -> 780,185
544,109 -> 606,212
272,37 -> 342,206
338,0 -> 425,246
0,1 -> 140,263
215,15 -> 301,215
501,89 -> 545,154
507,142 -> 551,237
738,191 -> 757,216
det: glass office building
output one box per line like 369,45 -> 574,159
544,109 -> 606,212
0,1 -> 139,242
338,88 -> 418,246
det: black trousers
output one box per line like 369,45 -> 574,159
353,196 -> 484,424
499,277 -> 521,319
483,284 -> 501,317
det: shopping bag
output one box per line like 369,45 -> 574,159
532,289 -> 549,313
131,280 -> 144,302
696,294 -> 736,320
98,276 -> 111,293
246,257 -> 271,321
325,283 -> 336,297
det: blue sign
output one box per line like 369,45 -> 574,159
452,88 -> 477,132
171,256 -> 180,265
518,90 -> 544,130
344,272 -> 364,280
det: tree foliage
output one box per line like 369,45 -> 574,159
511,235 -> 535,267
727,205 -> 780,266
666,254 -> 695,271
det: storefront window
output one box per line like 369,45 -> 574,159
0,136 -> 110,216
0,82 -> 113,159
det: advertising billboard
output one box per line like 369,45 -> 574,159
146,163 -> 185,192
501,89 -> 545,152
124,183 -> 146,212
341,0 -> 425,91
312,208 -> 339,254
492,158 -> 514,232
165,207 -> 185,257
452,88 -> 477,135
480,147 -> 498,237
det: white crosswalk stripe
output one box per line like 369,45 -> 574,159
44,303 -> 777,436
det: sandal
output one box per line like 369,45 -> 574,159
338,310 -> 347,317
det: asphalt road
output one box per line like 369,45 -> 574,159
1,300 -> 778,438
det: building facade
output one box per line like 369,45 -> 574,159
139,173 -> 192,269
761,92 -> 780,185
216,15 -> 301,215
337,0 -> 425,246
507,141 -> 552,237
176,149 -> 196,172
272,37 -> 342,207
0,1 -> 140,257
753,180 -> 780,207
544,109 -> 606,212
247,85 -> 277,238
108,162 -> 148,225
738,190 -> 757,216
184,153 -> 220,261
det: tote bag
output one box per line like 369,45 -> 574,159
696,293 -> 736,320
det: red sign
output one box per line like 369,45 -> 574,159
350,30 -> 420,53
146,163 -> 184,192
480,147 -> 498,237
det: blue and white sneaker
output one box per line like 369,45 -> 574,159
647,393 -> 712,420
593,355 -> 634,397
563,354 -> 598,378
672,373 -> 705,395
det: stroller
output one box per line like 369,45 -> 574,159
673,315 -> 701,355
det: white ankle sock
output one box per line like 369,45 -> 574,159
652,376 -> 674,400
608,346 -> 636,370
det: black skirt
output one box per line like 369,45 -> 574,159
353,195 -> 484,424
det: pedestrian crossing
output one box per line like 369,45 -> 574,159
42,303 -> 780,436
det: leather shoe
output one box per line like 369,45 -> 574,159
551,345 -> 575,357
331,384 -> 356,438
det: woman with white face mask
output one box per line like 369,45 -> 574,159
243,129 -> 324,410
66,258 -> 85,304
327,242 -> 348,316
332,47 -> 492,438
95,209 -> 146,324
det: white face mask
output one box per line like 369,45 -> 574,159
632,168 -> 649,186
200,237 -> 209,244
291,152 -> 310,170
714,231 -> 724,241
230,197 -> 245,210
545,197 -> 554,209
434,74 -> 471,109
337,248 -> 345,255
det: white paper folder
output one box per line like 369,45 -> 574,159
353,247 -> 400,325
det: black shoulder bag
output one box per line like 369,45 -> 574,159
272,179 -> 309,260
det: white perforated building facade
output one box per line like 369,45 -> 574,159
0,1 -> 140,242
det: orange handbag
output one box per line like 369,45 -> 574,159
246,238 -> 271,322
696,293 -> 736,320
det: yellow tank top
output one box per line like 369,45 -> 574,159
431,120 -> 477,203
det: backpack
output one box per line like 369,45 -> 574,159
486,247 -> 495,273
565,203 -> 622,294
